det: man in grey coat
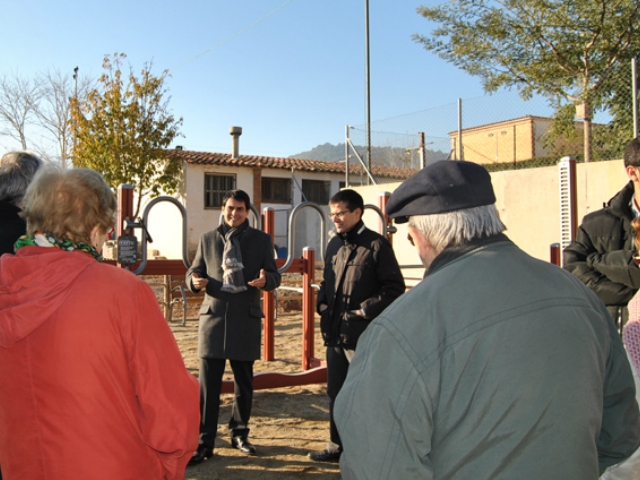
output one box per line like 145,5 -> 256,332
335,161 -> 640,479
187,189 -> 280,464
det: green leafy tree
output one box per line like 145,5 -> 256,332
591,64 -> 636,160
71,53 -> 183,216
413,0 -> 640,162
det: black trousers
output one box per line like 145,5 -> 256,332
326,346 -> 354,449
198,357 -> 254,449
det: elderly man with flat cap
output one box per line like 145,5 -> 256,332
334,160 -> 640,480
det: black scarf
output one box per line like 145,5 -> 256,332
219,220 -> 249,293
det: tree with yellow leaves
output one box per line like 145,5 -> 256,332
71,53 -> 183,216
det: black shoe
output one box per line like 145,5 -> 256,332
188,446 -> 214,466
308,448 -> 341,462
231,436 -> 257,455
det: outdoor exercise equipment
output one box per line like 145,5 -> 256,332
112,184 -> 395,393
112,185 -> 399,393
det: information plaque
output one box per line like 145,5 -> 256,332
117,235 -> 138,264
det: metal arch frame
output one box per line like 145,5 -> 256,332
277,201 -> 396,274
124,196 -> 191,275
126,199 -> 395,276
278,202 -> 327,273
363,203 -> 397,236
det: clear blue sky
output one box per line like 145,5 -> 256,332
3,0 -> 503,158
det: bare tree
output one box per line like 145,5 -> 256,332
34,68 -> 92,166
0,72 -> 42,150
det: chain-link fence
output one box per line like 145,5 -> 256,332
346,62 -> 638,184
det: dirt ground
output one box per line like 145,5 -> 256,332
157,274 -> 342,480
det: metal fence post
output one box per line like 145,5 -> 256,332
558,156 -> 578,265
302,247 -> 316,371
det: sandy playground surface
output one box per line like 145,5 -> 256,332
158,274 -> 342,480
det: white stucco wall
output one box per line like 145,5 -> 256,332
132,164 -> 346,260
126,158 -> 629,273
354,159 -> 629,277
184,164 -> 255,255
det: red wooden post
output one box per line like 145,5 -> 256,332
117,184 -> 134,269
550,243 -> 561,266
302,247 -> 316,370
378,191 -> 392,244
117,184 -> 134,237
262,208 -> 276,362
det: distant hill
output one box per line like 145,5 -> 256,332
290,143 -> 346,161
290,142 -> 449,168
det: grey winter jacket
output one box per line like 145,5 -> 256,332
336,235 -> 640,480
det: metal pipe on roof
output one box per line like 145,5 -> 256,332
230,126 -> 242,158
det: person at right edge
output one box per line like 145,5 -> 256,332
308,189 -> 405,463
600,216 -> 640,479
564,137 -> 640,332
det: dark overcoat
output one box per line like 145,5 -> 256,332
563,181 -> 640,325
187,223 -> 281,361
317,222 -> 405,349
0,200 -> 25,256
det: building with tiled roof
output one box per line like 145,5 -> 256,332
147,141 -> 415,260
168,149 -> 417,184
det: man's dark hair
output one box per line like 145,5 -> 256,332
330,189 -> 364,212
222,189 -> 251,210
623,137 -> 640,167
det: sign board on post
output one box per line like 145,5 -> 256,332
117,235 -> 138,264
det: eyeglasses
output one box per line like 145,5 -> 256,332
328,210 -> 352,220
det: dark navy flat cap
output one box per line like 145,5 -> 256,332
386,160 -> 496,223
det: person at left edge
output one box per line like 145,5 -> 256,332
187,189 -> 281,464
0,164 -> 200,480
0,151 -> 43,480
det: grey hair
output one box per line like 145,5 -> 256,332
0,151 -> 44,206
408,204 -> 506,253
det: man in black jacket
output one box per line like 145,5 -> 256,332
564,137 -> 640,330
308,189 -> 405,463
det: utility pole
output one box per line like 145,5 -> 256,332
364,0 -> 372,184
73,66 -> 78,100
71,66 -> 79,168
633,57 -> 638,139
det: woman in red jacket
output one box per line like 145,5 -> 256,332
0,165 -> 199,480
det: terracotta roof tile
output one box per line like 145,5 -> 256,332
168,149 -> 416,180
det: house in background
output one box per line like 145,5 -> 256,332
138,129 -> 413,261
172,148 -> 346,258
448,115 -> 587,165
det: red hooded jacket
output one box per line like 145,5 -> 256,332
0,246 -> 199,479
